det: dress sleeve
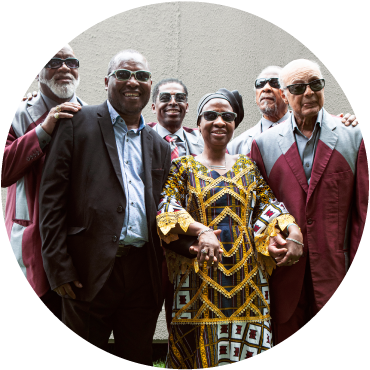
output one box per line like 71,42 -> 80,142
156,158 -> 196,244
251,164 -> 298,275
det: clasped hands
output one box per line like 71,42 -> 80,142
188,225 -> 303,269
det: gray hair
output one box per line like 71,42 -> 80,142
279,59 -> 323,90
253,66 -> 282,91
107,49 -> 149,76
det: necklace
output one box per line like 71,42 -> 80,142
204,157 -> 226,170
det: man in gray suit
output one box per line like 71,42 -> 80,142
2,44 -> 85,320
148,78 -> 203,157
228,66 -> 358,155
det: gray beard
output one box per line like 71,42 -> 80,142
39,74 -> 80,99
259,102 -> 278,118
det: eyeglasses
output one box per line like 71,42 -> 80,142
159,92 -> 187,103
286,79 -> 325,95
107,69 -> 151,82
45,58 -> 80,69
200,111 -> 237,122
255,77 -> 280,89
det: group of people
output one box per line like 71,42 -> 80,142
3,45 -> 367,367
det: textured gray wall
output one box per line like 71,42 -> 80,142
0,1 -> 356,343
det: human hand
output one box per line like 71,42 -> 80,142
276,225 -> 303,267
54,280 -> 83,299
191,229 -> 222,270
338,113 -> 358,127
189,230 -> 224,270
42,102 -> 81,135
268,233 -> 288,262
22,91 -> 38,101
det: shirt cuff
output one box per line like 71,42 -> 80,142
35,124 -> 51,150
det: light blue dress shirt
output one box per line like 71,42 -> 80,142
292,109 -> 323,184
107,100 -> 149,247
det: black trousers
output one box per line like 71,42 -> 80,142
40,289 -> 62,320
62,245 -> 161,365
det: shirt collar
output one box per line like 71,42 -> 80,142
40,91 -> 78,111
107,100 -> 145,132
261,111 -> 290,132
292,108 -> 323,135
156,123 -> 185,141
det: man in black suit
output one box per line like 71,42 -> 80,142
39,50 -> 171,365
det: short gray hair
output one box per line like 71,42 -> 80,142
253,66 -> 282,91
107,49 -> 149,76
279,59 -> 323,90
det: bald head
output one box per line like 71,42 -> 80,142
279,59 -> 323,90
107,49 -> 149,76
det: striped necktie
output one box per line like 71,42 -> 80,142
164,135 -> 179,160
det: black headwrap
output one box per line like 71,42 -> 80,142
196,88 -> 244,128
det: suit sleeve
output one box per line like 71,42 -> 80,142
350,139 -> 369,264
1,125 -> 45,188
249,139 -> 269,181
39,119 -> 79,290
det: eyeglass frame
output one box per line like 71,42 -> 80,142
44,57 -> 80,69
199,111 -> 237,122
159,92 -> 188,103
107,69 -> 152,82
255,77 -> 280,89
285,79 -> 326,95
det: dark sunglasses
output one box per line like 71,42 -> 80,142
159,92 -> 187,103
107,69 -> 151,82
255,77 -> 280,89
200,111 -> 237,122
286,79 -> 325,95
45,58 -> 80,69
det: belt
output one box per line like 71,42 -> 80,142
116,244 -> 134,257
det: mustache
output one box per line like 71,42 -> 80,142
53,73 -> 76,82
259,95 -> 276,103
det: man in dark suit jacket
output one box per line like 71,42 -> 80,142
39,50 -> 171,365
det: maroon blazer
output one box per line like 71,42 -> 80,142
250,108 -> 368,324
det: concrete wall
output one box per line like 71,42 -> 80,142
1,1 -> 355,344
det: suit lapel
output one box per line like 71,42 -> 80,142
184,129 -> 203,156
27,94 -> 48,124
278,119 -> 309,194
97,102 -> 125,192
307,109 -> 338,203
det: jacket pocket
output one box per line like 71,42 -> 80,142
67,226 -> 86,235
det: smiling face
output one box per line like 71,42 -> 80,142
255,71 -> 287,121
280,61 -> 325,122
198,98 -> 235,149
105,52 -> 152,117
38,45 -> 80,100
151,82 -> 189,132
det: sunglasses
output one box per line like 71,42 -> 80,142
107,69 -> 151,82
255,77 -> 280,89
200,111 -> 237,122
45,58 -> 80,69
159,92 -> 187,103
286,79 -> 325,95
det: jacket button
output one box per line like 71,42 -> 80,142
117,206 -> 123,213
307,218 -> 313,225
112,235 -> 117,242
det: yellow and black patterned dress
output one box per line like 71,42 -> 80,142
157,155 -> 295,368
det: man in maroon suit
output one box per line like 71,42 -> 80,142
2,45 -> 85,319
250,59 -> 368,344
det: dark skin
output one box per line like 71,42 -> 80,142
151,82 -> 189,134
104,52 -> 152,130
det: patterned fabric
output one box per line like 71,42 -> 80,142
156,155 -> 296,367
165,134 -> 179,160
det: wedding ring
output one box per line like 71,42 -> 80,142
54,112 -> 59,120
201,249 -> 207,254
55,105 -> 62,112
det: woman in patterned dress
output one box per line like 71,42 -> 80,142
156,88 -> 303,368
